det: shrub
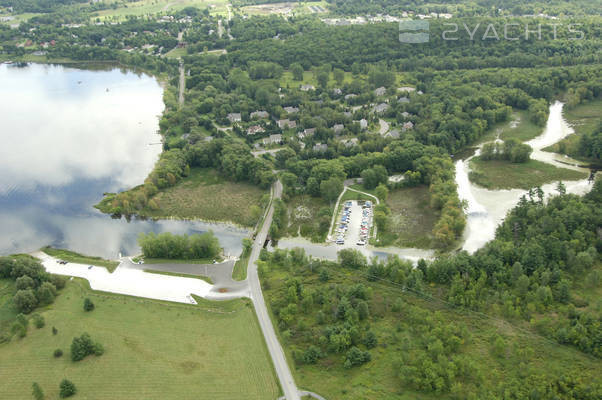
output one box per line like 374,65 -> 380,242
54,349 -> 63,358
344,346 -> 371,368
32,382 -> 44,400
83,298 -> 95,312
11,322 -> 26,338
52,326 -> 58,335
71,333 -> 103,361
13,289 -> 37,314
33,314 -> 45,329
59,379 -> 76,398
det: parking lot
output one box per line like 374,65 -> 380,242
334,200 -> 373,246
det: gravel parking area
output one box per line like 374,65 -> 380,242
333,200 -> 373,247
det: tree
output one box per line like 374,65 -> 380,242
16,275 -> 35,290
83,298 -> 95,312
375,183 -> 388,201
290,62 -> 304,81
33,314 -> 45,329
316,70 -> 329,88
302,346 -> 321,364
333,68 -> 345,85
320,177 -> 343,203
492,335 -> 507,358
71,333 -> 103,361
59,380 -> 76,398
13,289 -> 37,314
54,349 -> 63,358
344,346 -> 371,368
32,382 -> 44,400
36,282 -> 57,305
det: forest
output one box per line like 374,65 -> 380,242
260,179 -> 601,398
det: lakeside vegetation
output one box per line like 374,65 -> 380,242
469,157 -> 587,190
122,168 -> 269,227
0,280 -> 279,399
138,231 -> 222,261
143,269 -> 213,284
544,100 -> 602,166
42,247 -> 119,272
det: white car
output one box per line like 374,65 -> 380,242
356,240 -> 365,246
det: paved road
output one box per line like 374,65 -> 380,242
247,180 -> 300,400
178,60 -> 185,105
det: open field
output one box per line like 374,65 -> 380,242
284,195 -> 331,242
42,247 -> 119,272
469,157 -> 587,190
140,168 -> 268,227
544,99 -> 602,165
262,260 -> 602,400
92,0 -> 229,21
240,1 -> 328,17
0,280 -> 279,400
379,186 -> 439,249
164,47 -> 188,59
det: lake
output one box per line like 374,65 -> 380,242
0,63 -> 248,259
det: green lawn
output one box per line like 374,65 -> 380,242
42,247 -> 119,272
378,186 -> 439,249
140,168 -> 268,227
164,47 -> 187,59
92,0 -> 229,21
498,111 -> 543,142
469,157 -> 587,190
0,280 -> 279,400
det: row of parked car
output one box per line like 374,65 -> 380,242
358,201 -> 373,245
334,200 -> 373,245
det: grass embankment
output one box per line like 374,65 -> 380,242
262,262 -> 602,400
377,186 -> 439,249
469,157 -> 587,190
544,99 -> 602,165
0,280 -> 279,400
143,269 -> 213,284
137,168 -> 268,227
42,247 -> 119,272
232,255 -> 250,281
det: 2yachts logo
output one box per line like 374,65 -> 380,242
400,20 -> 585,43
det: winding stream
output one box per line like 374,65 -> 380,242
457,101 -> 594,253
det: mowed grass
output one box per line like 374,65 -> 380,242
380,186 -> 439,249
42,247 -> 119,272
499,111 -> 543,142
0,280 -> 279,400
469,157 -> 587,190
142,168 -> 267,227
92,0 -> 228,21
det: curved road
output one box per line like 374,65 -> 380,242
246,180 -> 300,400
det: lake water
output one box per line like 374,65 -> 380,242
0,63 -> 247,259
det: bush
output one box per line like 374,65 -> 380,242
11,321 -> 26,338
302,346 -> 321,364
344,346 -> 371,368
33,314 -> 45,329
71,333 -> 103,361
59,379 -> 76,398
52,326 -> 58,335
83,298 -> 95,312
32,382 -> 44,400
13,289 -> 38,314
54,349 -> 63,358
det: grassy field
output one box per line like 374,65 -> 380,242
544,99 -> 601,164
92,0 -> 229,21
141,168 -> 268,227
262,261 -> 602,400
42,247 -> 119,272
143,269 -> 213,284
164,47 -> 188,59
0,280 -> 279,400
498,111 -> 543,142
378,186 -> 439,249
469,157 -> 587,190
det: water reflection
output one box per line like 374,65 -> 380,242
0,63 -> 247,258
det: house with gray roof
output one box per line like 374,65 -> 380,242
313,143 -> 328,152
298,128 -> 316,139
263,134 -> 282,145
374,86 -> 387,96
277,119 -> 297,129
373,103 -> 390,114
227,113 -> 242,123
300,84 -> 315,91
385,129 -> 400,139
402,121 -> 414,131
332,124 -> 345,135
250,110 -> 269,119
283,106 -> 299,114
